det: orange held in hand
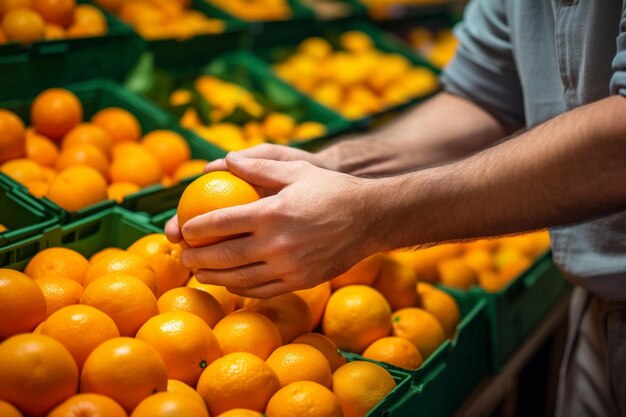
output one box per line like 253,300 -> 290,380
176,171 -> 260,244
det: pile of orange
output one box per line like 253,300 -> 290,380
408,26 -> 458,68
175,75 -> 327,151
0,225 -> 399,416
95,0 -> 225,40
0,0 -> 108,45
273,31 -> 439,119
0,87 -> 208,211
389,231 -> 552,293
208,0 -> 291,21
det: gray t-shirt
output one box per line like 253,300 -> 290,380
441,0 -> 626,300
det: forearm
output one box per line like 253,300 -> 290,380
318,92 -> 509,176
364,95 -> 626,251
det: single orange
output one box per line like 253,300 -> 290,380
362,336 -> 423,370
91,107 -> 141,144
31,88 -> 83,141
462,247 -> 494,273
266,380 -> 343,417
25,130 -> 58,167
322,285 -> 391,353
142,130 -> 191,176
85,251 -> 159,296
391,307 -> 446,359
176,171 -> 260,244
330,253 -> 383,290
80,273 -> 158,336
32,0 -> 75,27
0,334 -> 79,417
266,343 -> 332,388
80,337 -> 168,413
55,143 -> 109,178
44,22 -> 65,39
0,109 -> 25,164
25,246 -> 89,285
127,233 -> 189,294
292,333 -> 346,372
34,276 -> 83,317
212,310 -> 283,360
89,247 -> 123,264
131,392 -> 208,417
63,122 -> 113,157
416,283 -> 460,338
0,400 -> 23,417
47,166 -> 108,211
0,158 -> 45,185
437,258 -> 478,290
294,282 -> 331,329
0,268 -> 47,339
243,293 -> 312,343
262,113 -> 295,141
196,352 -> 280,416
157,287 -> 225,328
1,8 -> 45,44
478,270 -> 506,293
186,277 -> 237,314
332,361 -> 395,417
25,179 -> 49,198
136,311 -> 221,386
107,182 -> 140,202
72,4 -> 107,32
373,255 -> 419,310
110,146 -> 163,187
173,159 -> 208,181
48,393 -> 127,417
167,379 -> 207,411
40,304 -> 120,369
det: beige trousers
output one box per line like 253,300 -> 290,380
555,287 -> 626,417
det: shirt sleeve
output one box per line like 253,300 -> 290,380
610,4 -> 626,96
441,0 -> 525,130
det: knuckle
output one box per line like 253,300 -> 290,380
217,245 -> 245,267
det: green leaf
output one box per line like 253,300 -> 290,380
191,89 -> 213,125
221,106 -> 256,125
124,52 -> 156,95
262,79 -> 300,109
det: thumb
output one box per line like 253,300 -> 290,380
225,152 -> 302,189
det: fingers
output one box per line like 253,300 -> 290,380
203,158 -> 227,173
225,153 -> 308,189
227,279 -> 293,299
181,198 -> 272,246
195,262 -> 276,289
164,215 -> 183,243
180,235 -> 262,270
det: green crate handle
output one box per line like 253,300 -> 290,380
522,253 -> 552,289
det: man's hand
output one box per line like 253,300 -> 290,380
202,144 -> 333,173
166,153 -> 379,299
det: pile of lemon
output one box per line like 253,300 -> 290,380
175,75 -> 327,151
274,31 -> 439,119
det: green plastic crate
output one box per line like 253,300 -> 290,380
0,176 -> 59,248
340,290 -> 489,416
0,3 -> 144,100
0,79 -> 224,222
442,251 -> 569,371
253,19 -> 440,128
127,50 -> 352,154
0,207 -> 159,272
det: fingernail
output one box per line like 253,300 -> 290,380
228,152 -> 243,161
